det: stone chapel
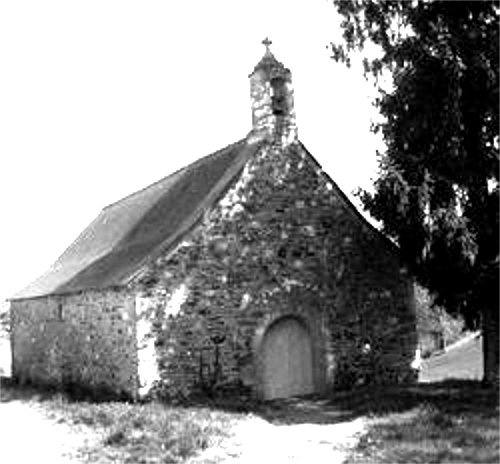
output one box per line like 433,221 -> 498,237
10,41 -> 417,400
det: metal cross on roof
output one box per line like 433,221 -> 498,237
262,37 -> 272,52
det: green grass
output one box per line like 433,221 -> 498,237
351,405 -> 498,463
419,334 -> 483,383
1,378 -> 498,463
342,381 -> 499,463
0,378 -> 247,464
57,401 -> 243,464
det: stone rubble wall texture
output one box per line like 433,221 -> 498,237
10,289 -> 138,397
135,139 -> 417,399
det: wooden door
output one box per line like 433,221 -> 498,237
262,318 -> 314,399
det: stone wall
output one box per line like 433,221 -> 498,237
326,215 -> 417,388
10,288 -> 137,398
135,139 -> 417,399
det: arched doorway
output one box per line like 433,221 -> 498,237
261,317 -> 315,399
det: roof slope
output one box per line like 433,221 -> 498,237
13,139 -> 261,300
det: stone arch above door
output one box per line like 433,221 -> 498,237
259,316 -> 315,399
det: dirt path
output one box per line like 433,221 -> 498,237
228,416 -> 365,463
0,400 -> 99,464
0,394 -> 366,464
194,412 -> 366,463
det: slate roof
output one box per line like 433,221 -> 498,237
12,139 -> 262,300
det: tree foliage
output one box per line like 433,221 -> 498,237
332,1 -> 498,320
331,1 -> 499,382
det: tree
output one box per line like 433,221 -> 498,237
331,0 -> 499,385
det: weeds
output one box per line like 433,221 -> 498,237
40,400 -> 244,463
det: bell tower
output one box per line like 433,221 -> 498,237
248,39 -> 297,145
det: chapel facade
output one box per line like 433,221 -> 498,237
10,41 -> 417,400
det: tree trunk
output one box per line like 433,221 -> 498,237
481,304 -> 499,387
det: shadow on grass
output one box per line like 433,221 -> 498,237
0,376 -> 62,402
323,379 -> 498,422
317,380 -> 499,464
0,376 -> 128,403
202,379 -> 493,425
3,376 -> 497,424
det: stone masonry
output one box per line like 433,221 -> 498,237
10,289 -> 137,397
131,42 -> 417,400
134,137 -> 417,399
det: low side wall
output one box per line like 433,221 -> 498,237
10,288 -> 137,398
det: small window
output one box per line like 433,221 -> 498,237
57,302 -> 64,321
270,77 -> 288,115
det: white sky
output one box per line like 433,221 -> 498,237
0,0 -> 384,303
